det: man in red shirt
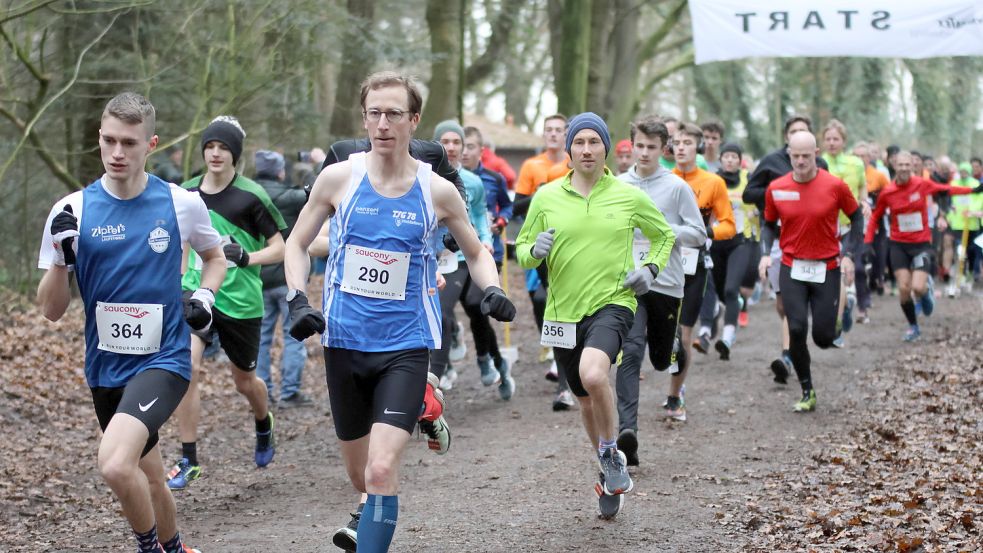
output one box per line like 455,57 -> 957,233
758,132 -> 862,413
864,151 -> 982,341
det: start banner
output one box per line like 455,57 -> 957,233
689,0 -> 983,64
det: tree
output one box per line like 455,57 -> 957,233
330,0 -> 376,139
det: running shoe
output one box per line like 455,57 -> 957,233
477,355 -> 501,386
538,346 -> 552,363
279,392 -> 314,409
595,472 -> 625,520
332,511 -> 360,552
661,384 -> 685,408
181,546 -> 202,553
770,355 -> 790,385
903,325 -> 921,342
832,335 -> 845,348
710,301 -> 725,339
793,389 -> 817,413
921,277 -> 935,316
497,357 -> 515,401
693,332 -> 710,355
420,415 -> 451,454
255,412 -> 276,468
166,458 -> 201,490
738,310 -> 749,328
616,428 -> 639,467
552,389 -> 575,411
946,282 -> 957,298
420,372 -> 445,422
439,367 -> 458,391
664,395 -> 686,422
714,338 -> 731,361
544,360 -> 559,382
598,448 -> 633,495
449,321 -> 467,362
750,282 -> 762,305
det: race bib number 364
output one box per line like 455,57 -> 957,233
95,302 -> 163,355
541,320 -> 576,349
341,245 -> 411,300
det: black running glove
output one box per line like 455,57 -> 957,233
480,286 -> 516,322
223,240 -> 250,268
51,205 -> 79,267
288,291 -> 326,340
182,288 -> 215,331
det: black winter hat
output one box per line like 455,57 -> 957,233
201,116 -> 246,165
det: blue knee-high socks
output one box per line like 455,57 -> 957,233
356,494 -> 398,552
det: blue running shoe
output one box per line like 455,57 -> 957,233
842,293 -> 855,333
921,277 -> 935,317
166,458 -> 201,490
496,357 -> 515,401
903,325 -> 921,342
255,412 -> 276,468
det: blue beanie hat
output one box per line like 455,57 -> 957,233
254,150 -> 285,179
565,112 -> 611,155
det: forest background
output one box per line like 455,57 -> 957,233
2,0 -> 982,292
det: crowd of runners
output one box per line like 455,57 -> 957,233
36,70 -> 983,552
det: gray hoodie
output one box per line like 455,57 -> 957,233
620,164 -> 707,298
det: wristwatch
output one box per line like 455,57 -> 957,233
286,289 -> 306,302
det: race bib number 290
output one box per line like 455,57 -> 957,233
95,302 -> 163,355
341,245 -> 411,300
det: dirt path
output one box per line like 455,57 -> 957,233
5,275 -> 976,552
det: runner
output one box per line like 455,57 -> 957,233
36,92 -> 220,553
673,123 -> 735,402
283,71 -> 515,552
864,152 -> 983,341
614,139 -> 633,175
742,115 -> 829,384
701,120 -> 725,172
616,116 -> 706,466
758,132 -> 862,412
514,114 -> 576,411
941,162 -> 982,296
659,117 -> 710,171
167,116 -> 287,490
820,119 -> 868,343
515,112 -> 674,518
854,141 -> 889,308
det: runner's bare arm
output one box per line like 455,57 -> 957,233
285,160 -> 348,292
37,266 -> 71,322
308,221 -> 332,258
245,232 -> 285,266
432,173 -> 501,291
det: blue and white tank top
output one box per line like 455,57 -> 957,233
323,153 -> 441,351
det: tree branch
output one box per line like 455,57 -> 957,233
0,0 -> 58,26
464,0 -> 524,86
639,48 -> 695,93
636,0 -> 689,64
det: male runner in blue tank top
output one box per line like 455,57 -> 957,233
284,71 -> 515,553
36,92 -> 225,553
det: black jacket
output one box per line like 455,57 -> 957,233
257,176 -> 307,289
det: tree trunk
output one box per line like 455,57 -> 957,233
418,0 -> 464,139
329,0 -> 375,139
554,0 -> 591,116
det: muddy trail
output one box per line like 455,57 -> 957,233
2,272 -> 980,552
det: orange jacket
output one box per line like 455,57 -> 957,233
865,165 -> 888,194
674,167 -> 736,240
516,151 -> 570,196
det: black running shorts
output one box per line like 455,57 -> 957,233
553,305 -> 634,398
195,308 -> 261,371
888,241 -> 935,274
679,262 -> 709,328
323,347 -> 430,441
91,368 -> 189,457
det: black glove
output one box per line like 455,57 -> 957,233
51,204 -> 79,267
973,184 -> 983,194
480,286 -> 516,322
223,240 -> 250,267
706,224 -> 714,240
288,291 -> 326,340
443,232 -> 460,253
182,288 -> 215,331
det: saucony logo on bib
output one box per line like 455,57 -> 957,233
139,397 -> 159,412
102,305 -> 150,318
353,247 -> 400,265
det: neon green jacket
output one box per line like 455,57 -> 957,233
822,152 -> 866,226
947,177 -> 983,231
515,169 -> 674,322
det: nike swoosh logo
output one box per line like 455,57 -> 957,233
139,397 -> 159,412
383,408 -> 406,415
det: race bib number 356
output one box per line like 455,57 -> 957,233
541,320 -> 576,349
341,245 -> 411,300
95,302 -> 163,355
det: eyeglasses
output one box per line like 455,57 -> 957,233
363,109 -> 406,123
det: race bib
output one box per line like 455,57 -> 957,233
734,208 -> 745,235
954,196 -> 971,207
341,245 -> 411,300
437,250 -> 458,274
632,239 -> 650,269
95,302 -> 163,355
680,247 -> 699,275
541,320 -> 576,349
897,212 -> 923,233
790,259 -> 826,283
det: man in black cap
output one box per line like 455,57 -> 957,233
167,116 -> 288,490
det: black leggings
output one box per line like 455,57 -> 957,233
431,266 -> 500,377
779,264 -> 841,392
710,238 -> 752,326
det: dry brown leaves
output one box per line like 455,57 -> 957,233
737,327 -> 983,552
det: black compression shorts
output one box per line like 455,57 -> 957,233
91,368 -> 189,457
553,305 -> 634,398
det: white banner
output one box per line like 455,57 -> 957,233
690,0 -> 983,64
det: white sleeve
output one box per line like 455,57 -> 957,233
37,191 -> 84,270
171,184 -> 222,254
